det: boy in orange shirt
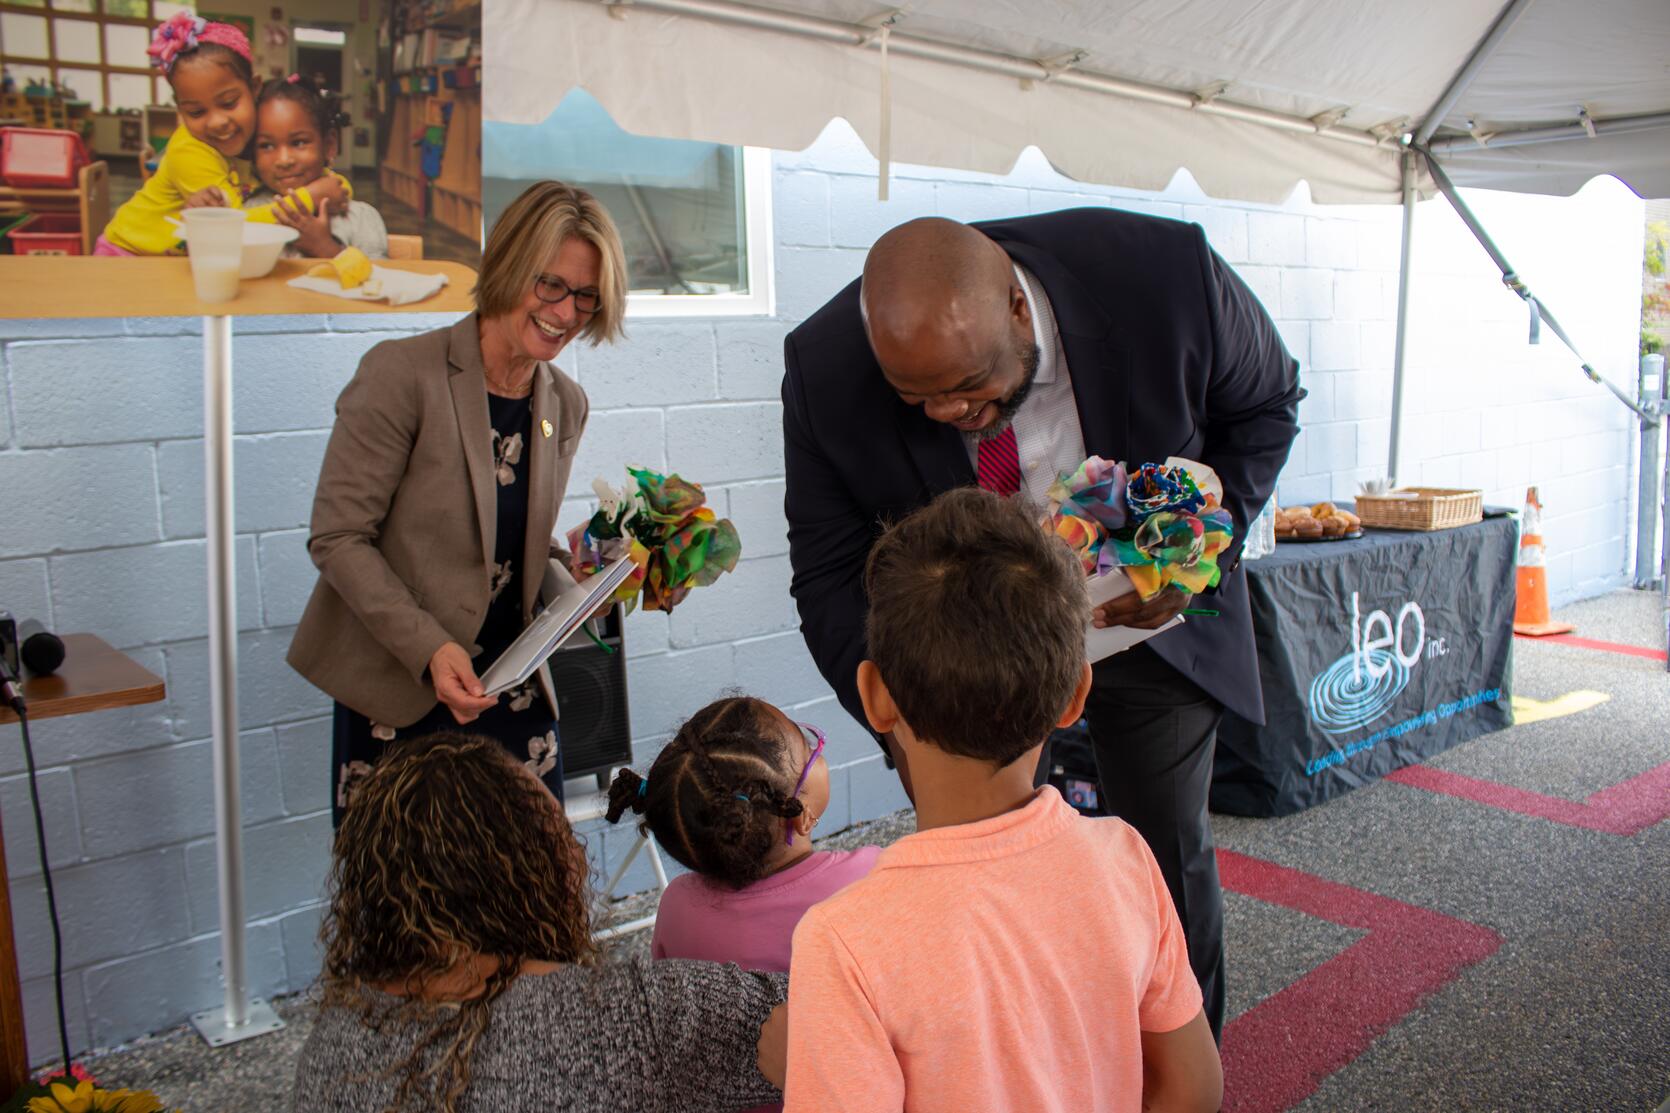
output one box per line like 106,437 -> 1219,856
783,488 -> 1223,1113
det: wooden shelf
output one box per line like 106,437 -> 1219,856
0,161 -> 110,255
380,163 -> 428,216
431,182 -> 480,239
1,634 -> 165,1090
0,634 -> 164,726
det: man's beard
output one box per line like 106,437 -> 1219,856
973,339 -> 1042,442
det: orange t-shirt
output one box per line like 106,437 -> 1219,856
784,786 -> 1202,1113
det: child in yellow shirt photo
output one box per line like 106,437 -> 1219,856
96,13 -> 349,257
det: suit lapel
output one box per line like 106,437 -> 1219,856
1063,331 -> 1130,461
522,363 -> 560,618
993,235 -> 1130,460
446,315 -> 496,572
898,401 -> 974,498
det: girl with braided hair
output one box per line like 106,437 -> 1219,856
606,696 -> 880,975
291,732 -> 787,1113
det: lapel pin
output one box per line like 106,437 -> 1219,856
541,418 -> 553,439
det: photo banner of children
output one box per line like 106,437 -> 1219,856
0,0 -> 481,315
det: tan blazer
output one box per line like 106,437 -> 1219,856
287,314 -> 589,727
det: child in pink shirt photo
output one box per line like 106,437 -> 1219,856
783,487 -> 1223,1113
606,695 -> 880,973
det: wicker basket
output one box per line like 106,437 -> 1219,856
1353,487 -> 1483,531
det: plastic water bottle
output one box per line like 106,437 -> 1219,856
1244,496 -> 1277,560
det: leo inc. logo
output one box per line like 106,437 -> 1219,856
1307,592 -> 1449,735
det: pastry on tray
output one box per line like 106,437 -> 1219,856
1274,502 -> 1361,540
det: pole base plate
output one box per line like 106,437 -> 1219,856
190,998 -> 285,1048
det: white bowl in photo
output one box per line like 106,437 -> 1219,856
171,215 -> 301,279
236,223 -> 301,278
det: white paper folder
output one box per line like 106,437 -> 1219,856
479,555 -> 637,697
1084,568 -> 1184,664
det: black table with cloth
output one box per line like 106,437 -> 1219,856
1210,515 -> 1517,817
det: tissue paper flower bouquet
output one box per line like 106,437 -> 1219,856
1046,456 -> 1235,603
566,466 -> 741,613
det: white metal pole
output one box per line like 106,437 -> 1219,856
1387,150 -> 1417,483
190,315 -> 283,1048
206,313 -> 245,1028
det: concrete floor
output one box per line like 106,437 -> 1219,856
63,589 -> 1670,1112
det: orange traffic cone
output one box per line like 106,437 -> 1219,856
1513,486 -> 1574,637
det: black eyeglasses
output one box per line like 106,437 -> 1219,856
534,274 -> 601,314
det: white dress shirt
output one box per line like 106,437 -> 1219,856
963,264 -> 1088,507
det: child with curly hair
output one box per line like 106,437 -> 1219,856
293,732 -> 787,1113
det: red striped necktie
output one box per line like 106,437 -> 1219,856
976,425 -> 1021,497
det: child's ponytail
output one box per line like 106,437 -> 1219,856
605,696 -> 807,890
604,767 -> 649,824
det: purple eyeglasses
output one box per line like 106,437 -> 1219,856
786,721 -> 825,845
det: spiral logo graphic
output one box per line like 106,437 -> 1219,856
1308,649 -> 1411,734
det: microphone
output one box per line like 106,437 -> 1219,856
19,619 -> 65,676
0,647 -> 22,715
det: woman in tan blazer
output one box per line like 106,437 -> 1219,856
288,182 -> 628,823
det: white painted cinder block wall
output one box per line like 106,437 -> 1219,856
0,120 -> 1643,1058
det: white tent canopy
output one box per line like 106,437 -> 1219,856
488,0 -> 1670,205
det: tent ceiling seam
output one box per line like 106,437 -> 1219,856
601,0 -> 1398,151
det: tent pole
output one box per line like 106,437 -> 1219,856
1388,149 -> 1417,483
1418,150 -> 1649,420
1413,0 -> 1537,147
1429,110 -> 1670,153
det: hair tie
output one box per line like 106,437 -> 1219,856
734,793 -> 751,803
636,778 -> 648,798
148,12 -> 252,72
286,73 -> 302,84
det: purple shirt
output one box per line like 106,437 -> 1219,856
652,847 -> 883,972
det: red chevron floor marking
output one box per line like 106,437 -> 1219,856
1385,760 -> 1670,836
1218,850 -> 1502,1113
1518,633 -> 1667,662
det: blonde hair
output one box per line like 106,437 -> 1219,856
475,181 -> 628,344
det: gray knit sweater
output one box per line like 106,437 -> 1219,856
291,957 -> 787,1112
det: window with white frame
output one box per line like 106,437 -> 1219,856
0,0 -> 194,111
482,88 -> 774,317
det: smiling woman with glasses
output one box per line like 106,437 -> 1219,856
288,181 -> 630,826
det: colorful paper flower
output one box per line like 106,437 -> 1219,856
566,467 -> 741,613
1124,463 -> 1207,523
1046,456 -> 1129,533
1045,456 -> 1234,602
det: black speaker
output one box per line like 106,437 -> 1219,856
1046,718 -> 1106,817
553,605 -> 632,785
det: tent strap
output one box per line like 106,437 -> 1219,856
1418,147 -> 1651,422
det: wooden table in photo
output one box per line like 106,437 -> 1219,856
1,636 -> 166,1096
0,256 -> 477,318
0,255 -> 476,1051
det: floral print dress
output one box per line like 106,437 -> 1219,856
330,391 -> 563,826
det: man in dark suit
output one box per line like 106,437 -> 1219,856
782,210 -> 1302,1039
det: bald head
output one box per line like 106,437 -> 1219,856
858,218 -> 1038,437
861,218 -> 1013,359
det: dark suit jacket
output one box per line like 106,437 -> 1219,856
288,314 -> 589,727
783,208 -> 1302,731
